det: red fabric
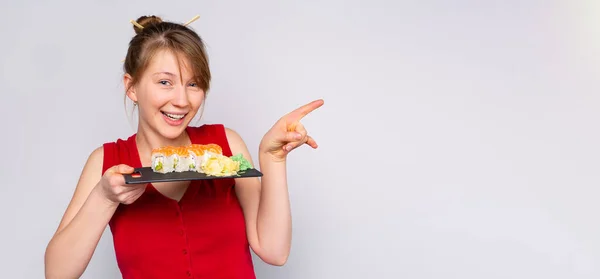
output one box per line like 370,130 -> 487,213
102,124 -> 256,279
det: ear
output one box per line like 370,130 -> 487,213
123,73 -> 138,103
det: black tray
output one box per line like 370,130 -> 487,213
123,167 -> 263,184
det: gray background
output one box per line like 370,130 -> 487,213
1,0 -> 600,278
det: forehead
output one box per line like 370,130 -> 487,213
145,49 -> 194,77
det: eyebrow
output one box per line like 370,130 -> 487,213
152,72 -> 177,77
152,71 -> 199,84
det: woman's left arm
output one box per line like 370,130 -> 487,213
225,99 -> 324,266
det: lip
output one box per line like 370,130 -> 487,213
161,111 -> 189,115
162,113 -> 186,126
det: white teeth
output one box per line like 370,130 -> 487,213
164,112 -> 186,120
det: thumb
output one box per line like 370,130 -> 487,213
114,164 -> 135,174
281,131 -> 303,142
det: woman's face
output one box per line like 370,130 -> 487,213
126,49 -> 205,140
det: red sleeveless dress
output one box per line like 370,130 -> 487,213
101,124 -> 256,279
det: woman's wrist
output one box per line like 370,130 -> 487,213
259,150 -> 287,166
90,183 -> 120,209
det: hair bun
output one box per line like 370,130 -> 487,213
133,15 -> 163,34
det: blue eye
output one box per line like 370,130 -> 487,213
189,82 -> 198,87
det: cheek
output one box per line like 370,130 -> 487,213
144,90 -> 170,107
189,92 -> 205,107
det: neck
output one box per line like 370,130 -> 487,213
135,123 -> 191,165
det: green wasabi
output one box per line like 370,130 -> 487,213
230,154 -> 252,171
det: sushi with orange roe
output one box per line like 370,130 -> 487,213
187,144 -> 224,172
150,146 -> 178,173
150,143 -> 252,176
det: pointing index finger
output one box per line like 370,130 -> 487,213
287,99 -> 324,121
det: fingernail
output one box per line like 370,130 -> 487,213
295,133 -> 302,139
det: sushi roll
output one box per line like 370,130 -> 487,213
187,147 -> 200,172
188,144 -> 224,173
173,146 -> 193,172
151,146 -> 177,173
188,144 -> 240,176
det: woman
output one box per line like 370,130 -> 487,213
44,15 -> 323,279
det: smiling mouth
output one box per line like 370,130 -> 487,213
161,111 -> 187,120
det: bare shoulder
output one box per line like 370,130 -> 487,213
224,127 -> 245,149
76,146 -> 104,188
86,146 -> 105,173
53,145 -> 105,234
79,146 -> 105,186
224,127 -> 256,164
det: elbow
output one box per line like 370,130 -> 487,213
251,240 -> 291,267
269,257 -> 288,267
262,253 -> 289,267
45,270 -> 61,279
254,246 -> 289,266
44,261 -> 81,279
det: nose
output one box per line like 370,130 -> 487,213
171,85 -> 189,107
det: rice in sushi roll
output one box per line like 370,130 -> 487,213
173,146 -> 193,172
150,146 -> 177,173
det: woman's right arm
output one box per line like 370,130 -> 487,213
44,146 -> 118,279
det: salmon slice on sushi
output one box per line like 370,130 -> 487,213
187,144 -> 224,172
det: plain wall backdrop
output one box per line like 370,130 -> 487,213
2,0 -> 600,278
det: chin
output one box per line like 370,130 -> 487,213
153,113 -> 194,140
159,127 -> 188,140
